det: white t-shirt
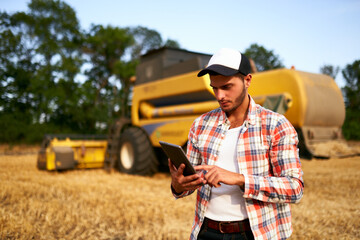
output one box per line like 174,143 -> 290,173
204,126 -> 248,221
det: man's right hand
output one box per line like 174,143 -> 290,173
168,159 -> 206,194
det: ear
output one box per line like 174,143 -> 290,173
244,74 -> 252,88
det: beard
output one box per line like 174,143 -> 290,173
219,87 -> 247,115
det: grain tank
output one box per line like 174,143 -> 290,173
249,69 -> 345,157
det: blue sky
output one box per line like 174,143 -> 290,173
2,0 -> 360,87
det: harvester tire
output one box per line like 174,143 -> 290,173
117,127 -> 158,175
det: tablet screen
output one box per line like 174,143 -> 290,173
159,141 -> 196,176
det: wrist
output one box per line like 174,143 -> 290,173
171,183 -> 183,195
237,174 -> 245,190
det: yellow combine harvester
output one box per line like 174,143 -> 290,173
38,48 -> 346,175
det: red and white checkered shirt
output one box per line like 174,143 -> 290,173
174,95 -> 304,240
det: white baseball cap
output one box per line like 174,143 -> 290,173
197,48 -> 251,77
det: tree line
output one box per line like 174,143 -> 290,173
0,0 -> 181,143
1,0 -> 359,143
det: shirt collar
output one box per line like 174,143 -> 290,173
247,95 -> 257,126
218,107 -> 227,126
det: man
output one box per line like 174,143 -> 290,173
169,48 -> 304,240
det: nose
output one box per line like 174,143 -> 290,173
215,89 -> 225,101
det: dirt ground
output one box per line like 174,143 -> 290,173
0,143 -> 359,240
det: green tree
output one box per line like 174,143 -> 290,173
0,10 -> 38,142
164,39 -> 181,48
0,12 -> 34,142
341,59 -> 360,140
84,25 -> 179,120
0,0 -> 84,142
83,24 -> 135,120
342,60 -> 360,110
0,1 -> 182,143
16,0 -> 83,126
127,26 -> 163,59
244,43 -> 284,72
320,64 -> 340,80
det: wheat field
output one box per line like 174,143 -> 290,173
0,146 -> 359,240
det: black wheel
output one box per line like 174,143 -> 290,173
117,127 -> 158,175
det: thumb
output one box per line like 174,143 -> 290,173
168,159 -> 176,173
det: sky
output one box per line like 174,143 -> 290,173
1,0 -> 360,87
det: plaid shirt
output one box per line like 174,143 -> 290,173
174,95 -> 304,240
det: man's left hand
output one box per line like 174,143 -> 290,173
194,165 -> 245,189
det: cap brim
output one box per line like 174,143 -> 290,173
197,65 -> 239,77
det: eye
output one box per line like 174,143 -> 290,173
222,84 -> 231,90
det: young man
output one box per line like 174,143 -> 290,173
169,48 -> 304,240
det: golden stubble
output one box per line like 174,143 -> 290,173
0,146 -> 359,240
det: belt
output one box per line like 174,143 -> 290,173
204,218 -> 251,234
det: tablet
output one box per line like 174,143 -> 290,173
159,141 -> 196,176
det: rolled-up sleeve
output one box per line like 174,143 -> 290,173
243,117 -> 304,204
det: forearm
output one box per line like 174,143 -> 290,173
243,172 -> 304,203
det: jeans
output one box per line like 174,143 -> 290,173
197,221 -> 255,240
